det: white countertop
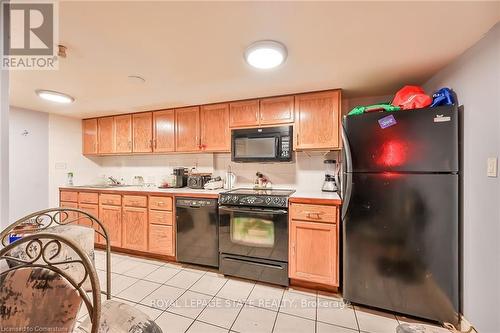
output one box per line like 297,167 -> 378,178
61,185 -> 342,202
290,190 -> 342,201
60,185 -> 226,195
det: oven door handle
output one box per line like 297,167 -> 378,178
219,206 -> 288,215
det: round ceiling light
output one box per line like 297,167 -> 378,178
244,40 -> 287,69
36,90 -> 75,104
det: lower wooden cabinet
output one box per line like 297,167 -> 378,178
60,201 -> 79,224
122,206 -> 148,252
149,224 -> 174,256
99,204 -> 122,247
78,203 -> 102,244
288,202 -> 339,287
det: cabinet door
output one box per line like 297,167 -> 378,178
175,106 -> 200,152
82,119 -> 98,155
60,201 -> 79,224
149,224 -> 174,256
78,203 -> 102,244
98,117 -> 115,154
153,109 -> 175,152
133,112 -> 153,153
294,90 -> 341,150
259,96 -> 294,125
122,207 -> 148,251
200,103 -> 230,152
99,204 -> 122,247
114,114 -> 132,153
289,220 -> 338,286
229,100 -> 259,128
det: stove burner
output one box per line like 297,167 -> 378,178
219,188 -> 295,208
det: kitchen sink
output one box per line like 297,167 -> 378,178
70,184 -> 136,189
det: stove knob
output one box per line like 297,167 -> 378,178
265,197 -> 272,204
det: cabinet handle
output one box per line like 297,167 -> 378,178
149,140 -> 153,149
154,139 -> 157,149
305,212 -> 322,219
128,141 -> 132,149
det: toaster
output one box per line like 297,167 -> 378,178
187,174 -> 212,189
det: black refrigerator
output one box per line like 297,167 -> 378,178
342,105 -> 460,325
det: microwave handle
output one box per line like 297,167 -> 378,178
275,137 -> 280,158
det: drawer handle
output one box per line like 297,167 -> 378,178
305,212 -> 323,219
157,202 -> 164,205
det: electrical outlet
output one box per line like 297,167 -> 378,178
487,157 -> 497,177
55,162 -> 67,170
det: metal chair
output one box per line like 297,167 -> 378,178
0,207 -> 112,299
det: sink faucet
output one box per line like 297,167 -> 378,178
108,176 -> 121,185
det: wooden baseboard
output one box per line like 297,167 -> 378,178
290,278 -> 339,293
95,243 -> 176,262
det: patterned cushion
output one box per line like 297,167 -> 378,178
76,300 -> 162,333
0,267 -> 82,331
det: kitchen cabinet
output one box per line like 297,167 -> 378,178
99,204 -> 122,247
149,224 -> 173,256
98,117 -> 115,154
60,191 -> 78,203
122,206 -> 148,252
229,99 -> 260,128
294,90 -> 341,150
289,202 -> 339,287
149,195 -> 174,256
82,119 -> 98,155
133,112 -> 153,153
259,96 -> 294,125
153,109 -> 175,152
114,114 -> 132,153
78,202 -> 102,244
200,103 -> 230,152
60,201 -> 79,224
175,106 -> 200,152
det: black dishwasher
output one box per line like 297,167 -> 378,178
176,197 -> 219,267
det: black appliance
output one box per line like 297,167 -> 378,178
342,105 -> 460,325
187,174 -> 212,189
176,197 -> 219,267
218,188 -> 295,286
231,126 -> 292,163
172,167 -> 188,188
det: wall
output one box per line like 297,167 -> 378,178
424,23 -> 500,332
0,10 -> 9,230
9,107 -> 49,221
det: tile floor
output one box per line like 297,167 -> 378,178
78,250 -> 449,333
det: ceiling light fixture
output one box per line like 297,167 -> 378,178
36,90 -> 75,104
244,40 -> 287,69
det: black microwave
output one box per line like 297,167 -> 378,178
231,126 -> 293,162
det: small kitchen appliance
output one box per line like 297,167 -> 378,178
171,167 -> 188,188
218,188 -> 295,286
224,165 -> 236,190
322,160 -> 339,192
231,126 -> 292,163
187,173 -> 212,189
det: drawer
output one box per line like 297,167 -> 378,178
60,191 -> 78,203
149,196 -> 173,211
123,195 -> 147,207
290,203 -> 338,223
100,193 -> 122,206
149,210 -> 173,225
79,192 -> 99,204
149,224 -> 173,256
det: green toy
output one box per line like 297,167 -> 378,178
348,103 -> 401,116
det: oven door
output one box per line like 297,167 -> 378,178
219,205 -> 288,262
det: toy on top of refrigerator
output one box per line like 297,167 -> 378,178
392,85 -> 432,110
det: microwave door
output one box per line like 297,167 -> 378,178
233,136 -> 279,162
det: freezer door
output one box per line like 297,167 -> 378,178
343,105 -> 458,173
343,173 -> 459,324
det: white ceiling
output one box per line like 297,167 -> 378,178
9,1 -> 500,118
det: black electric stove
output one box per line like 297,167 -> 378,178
218,188 -> 295,286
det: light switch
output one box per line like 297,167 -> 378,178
487,157 -> 497,177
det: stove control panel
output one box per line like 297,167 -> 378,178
219,194 -> 289,208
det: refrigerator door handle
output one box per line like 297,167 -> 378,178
341,123 -> 353,219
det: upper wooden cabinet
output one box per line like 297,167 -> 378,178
82,119 -> 98,155
114,114 -> 132,154
229,100 -> 260,128
200,103 -> 230,152
98,117 -> 115,154
260,96 -> 294,125
133,112 -> 153,153
294,90 -> 341,150
153,109 -> 175,152
175,106 -> 200,152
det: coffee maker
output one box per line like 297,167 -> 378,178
322,160 -> 339,192
172,167 -> 188,188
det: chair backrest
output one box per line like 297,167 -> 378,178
0,233 -> 101,333
0,207 -> 112,299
